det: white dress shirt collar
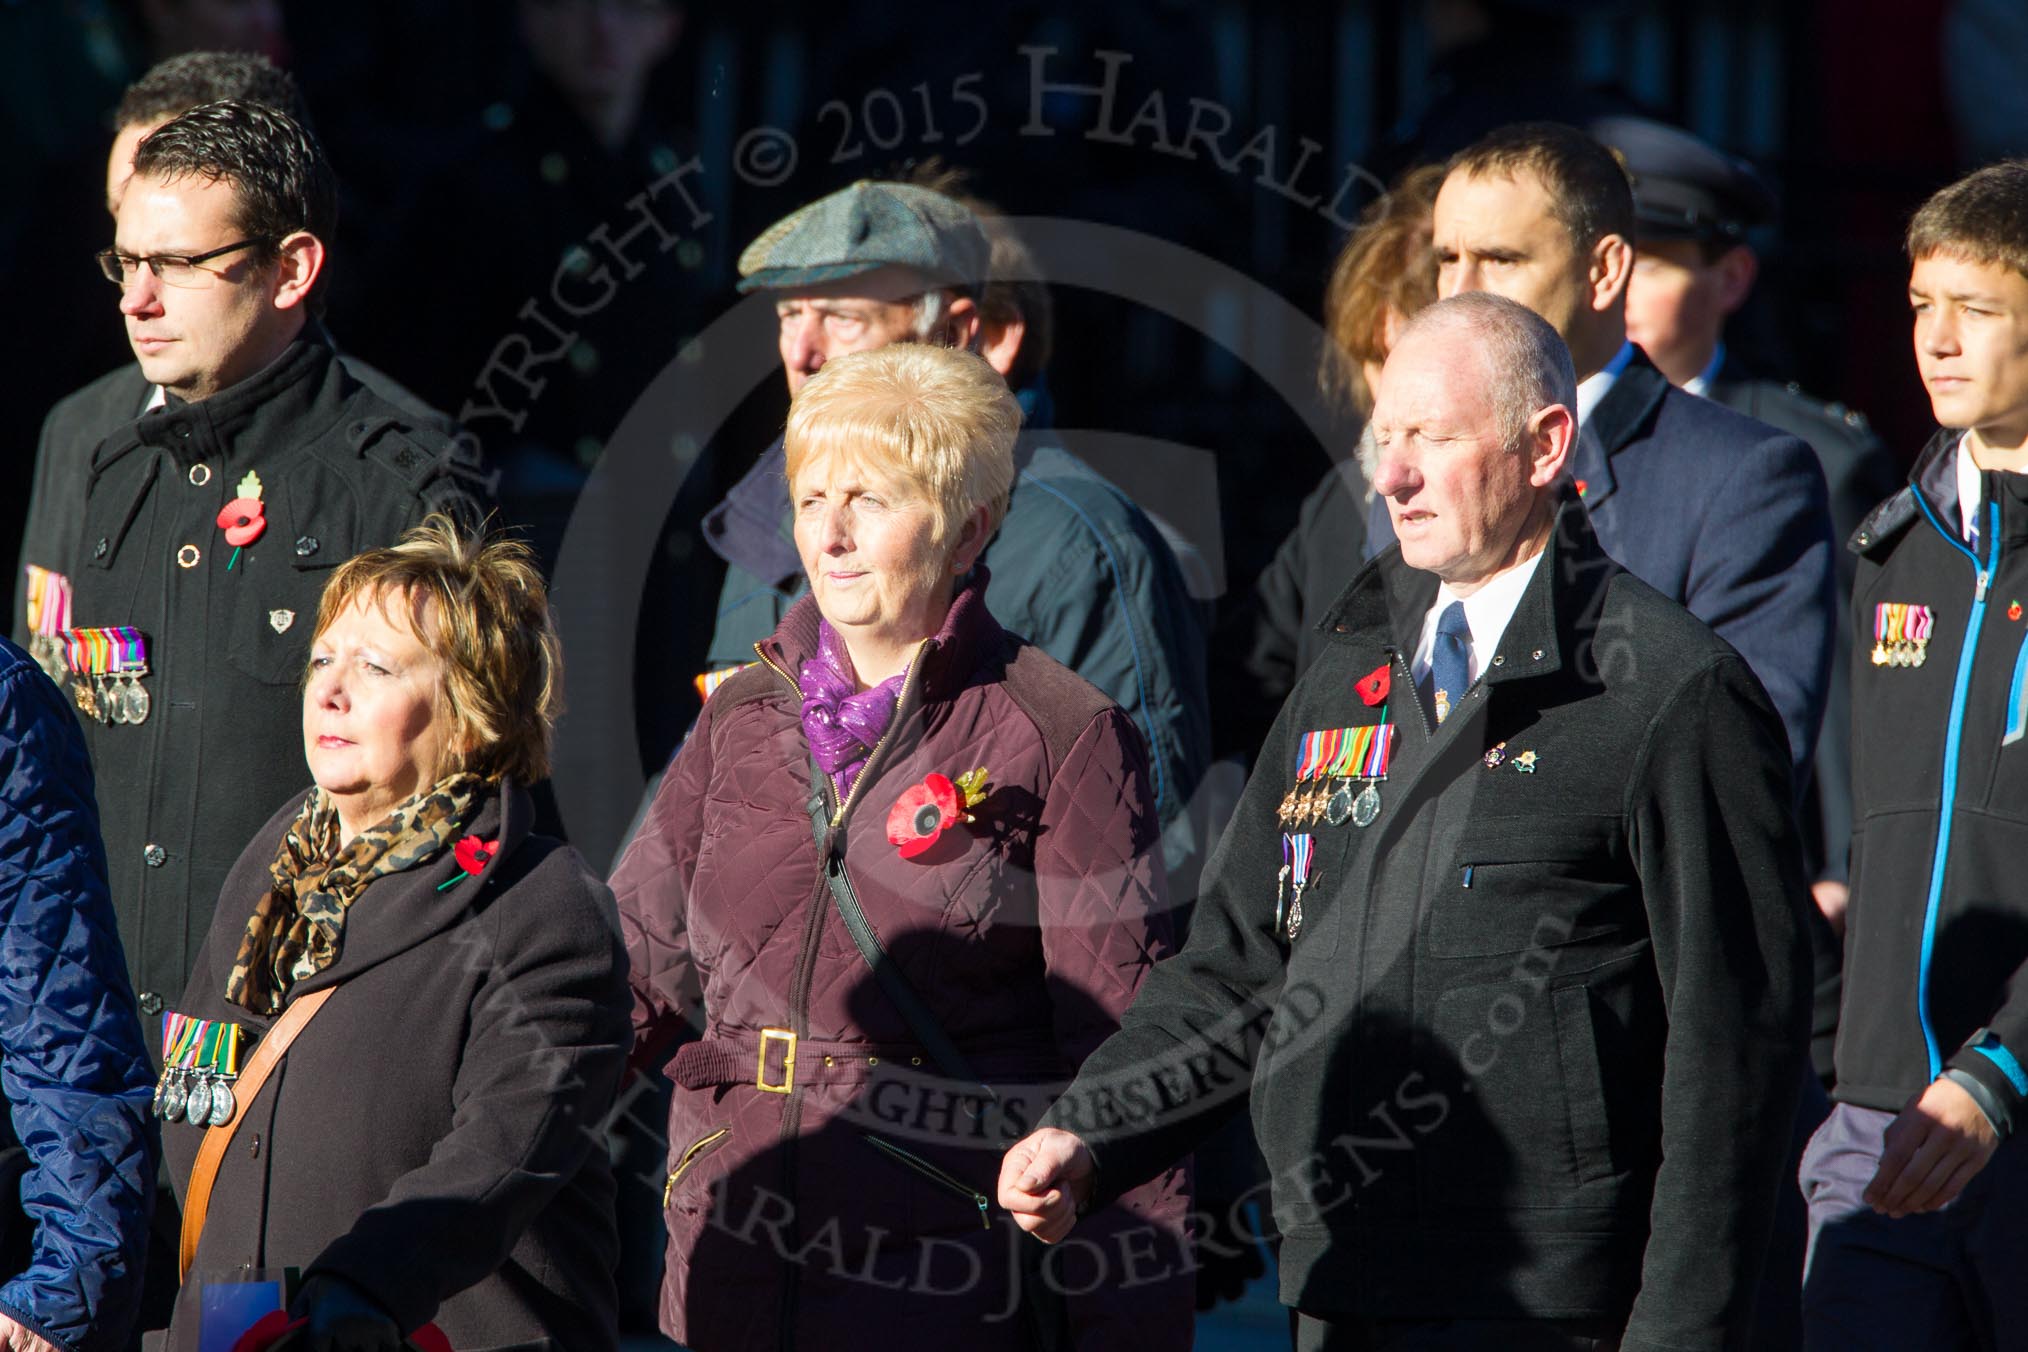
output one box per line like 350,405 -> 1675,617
1410,547 -> 1546,689
1953,432 -> 1988,546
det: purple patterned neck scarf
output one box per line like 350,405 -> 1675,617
799,621 -> 909,800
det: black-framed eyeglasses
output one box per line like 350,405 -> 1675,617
95,237 -> 276,290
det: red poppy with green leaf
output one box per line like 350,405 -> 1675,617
216,469 -> 266,570
887,766 -> 990,859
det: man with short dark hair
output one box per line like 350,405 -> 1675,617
107,49 -> 307,210
1003,293 -> 1812,1348
1366,122 -> 1837,789
45,97 -> 482,1041
13,52 -> 444,664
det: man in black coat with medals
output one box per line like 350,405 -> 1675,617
1002,294 -> 1812,1350
56,98 -> 484,1034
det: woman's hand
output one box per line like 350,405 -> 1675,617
290,1275 -> 402,1352
0,1313 -> 63,1352
997,1127 -> 1097,1243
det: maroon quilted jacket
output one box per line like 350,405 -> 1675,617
613,575 -> 1192,1350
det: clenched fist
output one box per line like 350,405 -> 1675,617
997,1127 -> 1098,1243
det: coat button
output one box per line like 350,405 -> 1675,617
94,538 -> 109,559
248,1133 -> 260,1158
1491,654 -> 1505,666
188,463 -> 212,487
177,544 -> 201,569
1531,649 -> 1544,661
144,843 -> 167,867
295,536 -> 319,558
138,991 -> 162,1016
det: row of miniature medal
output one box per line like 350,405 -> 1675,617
1872,602 -> 1933,667
1277,720 -> 1395,830
22,565 -> 72,687
154,1012 -> 244,1127
1276,710 -> 1399,942
61,626 -> 153,725
25,569 -> 155,724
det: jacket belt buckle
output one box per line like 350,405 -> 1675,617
756,1027 -> 796,1094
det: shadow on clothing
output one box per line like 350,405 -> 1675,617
665,956 -> 1192,1350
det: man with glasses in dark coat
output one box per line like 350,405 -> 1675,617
35,98 -> 484,1059
36,97 -> 485,1337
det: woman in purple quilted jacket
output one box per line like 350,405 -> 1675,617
612,344 -> 1193,1350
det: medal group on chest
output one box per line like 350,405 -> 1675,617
154,1012 -> 245,1127
62,626 -> 152,726
1872,601 -> 1934,667
1274,662 -> 1400,941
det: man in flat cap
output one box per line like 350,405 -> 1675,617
1602,112 -> 1900,1065
697,179 -> 1208,874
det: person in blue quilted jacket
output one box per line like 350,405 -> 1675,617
0,635 -> 157,1352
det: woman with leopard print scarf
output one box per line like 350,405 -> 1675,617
156,518 -> 629,1352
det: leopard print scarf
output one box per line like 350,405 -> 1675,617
224,772 -> 488,1014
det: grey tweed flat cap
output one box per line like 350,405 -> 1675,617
736,180 -> 989,294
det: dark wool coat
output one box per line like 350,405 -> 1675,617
160,782 -> 630,1352
1707,361 -> 1905,1083
1057,503 -> 1812,1352
614,576 -> 1193,1351
42,336 -> 486,1034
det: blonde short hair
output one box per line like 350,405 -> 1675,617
783,344 -> 1019,547
314,516 -> 562,784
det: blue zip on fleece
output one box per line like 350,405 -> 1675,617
1910,492 -> 2001,1079
2006,632 -> 2028,746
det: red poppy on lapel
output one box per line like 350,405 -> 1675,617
1356,663 -> 1391,706
454,836 -> 498,876
216,497 -> 266,548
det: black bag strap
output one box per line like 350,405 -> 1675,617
807,773 -> 999,1109
810,772 -> 1072,1352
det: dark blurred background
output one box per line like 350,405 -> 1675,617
2,0 -> 2015,784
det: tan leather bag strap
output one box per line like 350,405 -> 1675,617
179,986 -> 337,1280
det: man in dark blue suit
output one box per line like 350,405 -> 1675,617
1367,123 -> 1836,783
